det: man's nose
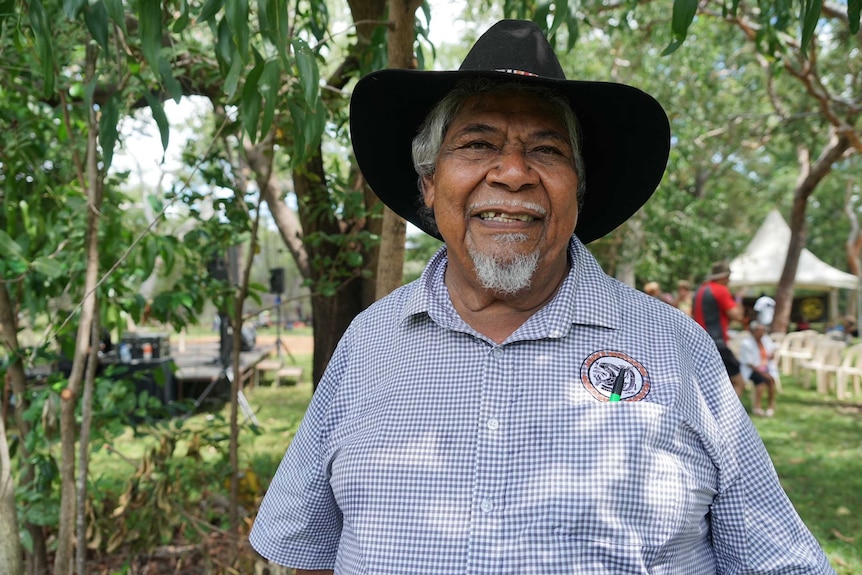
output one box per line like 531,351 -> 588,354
487,147 -> 539,190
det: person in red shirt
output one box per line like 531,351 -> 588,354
693,261 -> 746,397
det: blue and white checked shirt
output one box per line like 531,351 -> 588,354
250,237 -> 834,574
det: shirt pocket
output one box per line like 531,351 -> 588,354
508,400 -> 712,560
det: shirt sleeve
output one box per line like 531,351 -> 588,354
709,419 -> 835,573
248,337 -> 349,569
693,331 -> 835,573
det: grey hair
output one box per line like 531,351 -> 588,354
411,78 -> 587,235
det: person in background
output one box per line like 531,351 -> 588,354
692,261 -> 748,397
643,281 -> 673,304
249,20 -> 834,575
674,279 -> 693,316
753,292 -> 776,331
738,320 -> 779,417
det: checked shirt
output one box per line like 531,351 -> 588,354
249,237 -> 834,574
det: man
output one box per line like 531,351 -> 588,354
738,321 -> 779,417
250,20 -> 833,574
692,261 -> 748,397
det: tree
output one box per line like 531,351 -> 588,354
3,0 -> 432,570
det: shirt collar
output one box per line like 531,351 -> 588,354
400,236 -> 621,336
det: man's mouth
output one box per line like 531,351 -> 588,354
477,211 -> 536,222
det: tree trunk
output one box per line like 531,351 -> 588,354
843,180 -> 861,320
55,44 -> 103,575
369,0 -> 424,300
0,408 -> 21,575
75,311 -> 101,575
0,318 -> 22,575
772,131 -> 851,333
294,152 -> 367,388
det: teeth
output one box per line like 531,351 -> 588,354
478,211 -> 534,222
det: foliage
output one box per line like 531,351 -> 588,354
94,411 -> 244,556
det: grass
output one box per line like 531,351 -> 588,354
739,377 -> 862,574
93,364 -> 861,573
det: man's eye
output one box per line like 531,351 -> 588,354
461,141 -> 495,150
533,145 -> 564,156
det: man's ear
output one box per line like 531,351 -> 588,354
421,176 -> 435,208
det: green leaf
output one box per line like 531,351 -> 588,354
850,0 -> 861,34
31,256 -> 63,278
241,54 -> 264,143
137,0 -> 162,74
84,1 -> 109,51
224,0 -> 249,63
103,0 -> 126,34
28,0 -> 55,96
800,0 -> 822,52
259,60 -> 280,138
197,0 -> 223,23
664,0 -> 698,54
0,229 -> 26,261
292,38 -> 319,110
158,57 -> 183,103
223,54 -> 242,99
172,0 -> 189,33
143,91 -> 170,155
216,17 -> 233,70
63,0 -> 85,19
98,94 -> 120,168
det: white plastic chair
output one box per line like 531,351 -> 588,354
799,338 -> 846,394
835,342 -> 862,400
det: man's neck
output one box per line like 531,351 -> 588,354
444,259 -> 570,344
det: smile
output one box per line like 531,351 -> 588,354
478,212 -> 536,222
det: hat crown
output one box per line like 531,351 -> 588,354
709,261 -> 731,277
459,20 -> 566,80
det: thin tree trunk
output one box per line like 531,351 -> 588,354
0,317 -> 22,575
844,180 -> 861,320
55,44 -> 103,575
75,308 -> 101,574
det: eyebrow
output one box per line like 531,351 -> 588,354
451,123 -> 569,144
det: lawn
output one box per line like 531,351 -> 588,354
739,377 -> 862,574
95,365 -> 861,573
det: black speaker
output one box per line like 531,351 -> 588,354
207,257 -> 228,281
269,267 -> 285,294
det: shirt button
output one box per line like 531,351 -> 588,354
487,418 -> 500,431
492,347 -> 503,357
480,498 -> 494,513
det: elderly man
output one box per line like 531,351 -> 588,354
249,20 -> 833,574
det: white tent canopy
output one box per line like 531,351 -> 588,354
728,209 -> 859,291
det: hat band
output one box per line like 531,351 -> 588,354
496,69 -> 539,77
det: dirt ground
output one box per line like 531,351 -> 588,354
183,332 -> 314,355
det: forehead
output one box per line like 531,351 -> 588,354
449,90 -> 569,134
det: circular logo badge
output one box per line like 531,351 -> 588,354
581,351 -> 650,402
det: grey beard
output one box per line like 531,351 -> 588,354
468,234 -> 539,295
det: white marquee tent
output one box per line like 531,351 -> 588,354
728,209 -> 859,291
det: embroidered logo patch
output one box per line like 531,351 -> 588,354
581,351 -> 650,402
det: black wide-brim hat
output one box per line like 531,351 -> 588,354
349,19 -> 671,244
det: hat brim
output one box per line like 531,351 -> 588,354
349,69 -> 670,244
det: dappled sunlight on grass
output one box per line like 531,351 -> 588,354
743,376 -> 862,574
